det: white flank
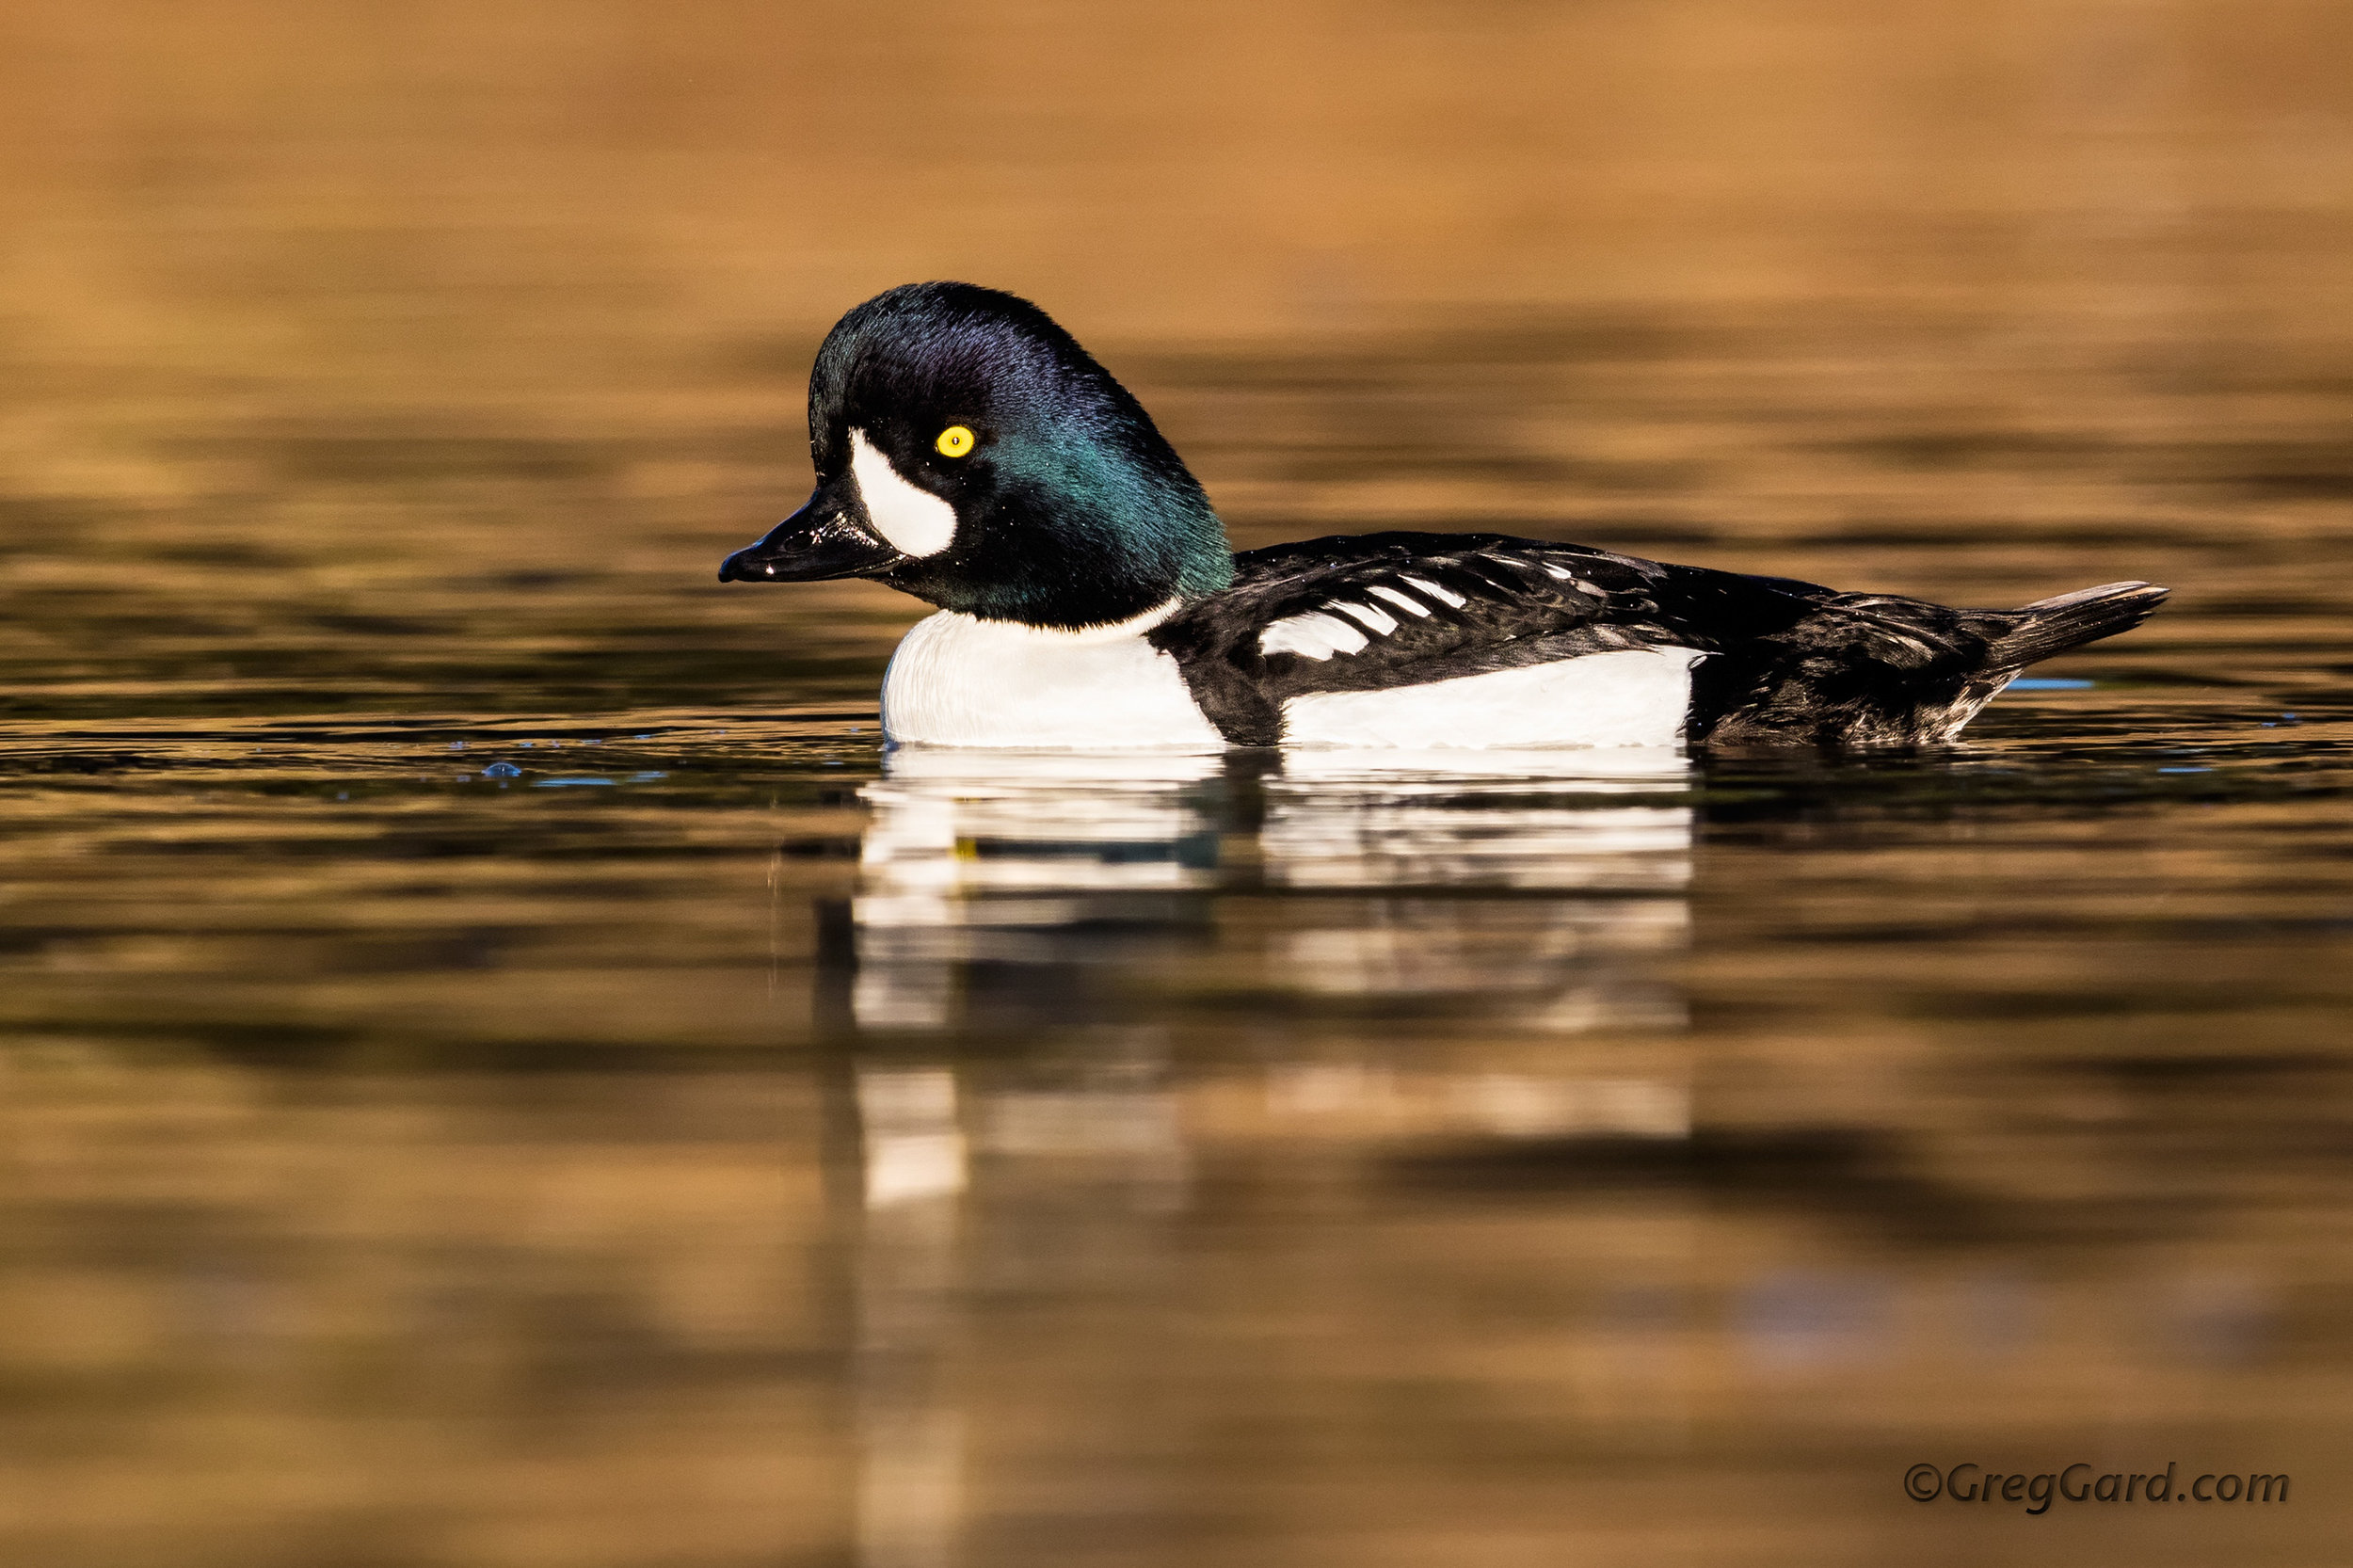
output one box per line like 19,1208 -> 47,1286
880,601 -> 1224,748
1281,647 -> 1704,749
850,427 -> 958,558
1400,574 -> 1466,608
1258,611 -> 1371,661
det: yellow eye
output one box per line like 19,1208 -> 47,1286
935,424 -> 976,458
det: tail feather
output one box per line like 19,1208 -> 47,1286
1986,581 -> 2169,671
1690,572 -> 2170,744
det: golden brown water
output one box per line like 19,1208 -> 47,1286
3,4 -> 2351,1564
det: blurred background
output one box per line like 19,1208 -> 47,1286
2,2 -> 2350,1565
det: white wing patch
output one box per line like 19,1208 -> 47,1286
1401,574 -> 1467,608
1331,600 -> 1399,635
850,428 -> 957,558
1257,555 -> 1625,664
1366,584 -> 1433,617
1259,611 -> 1371,661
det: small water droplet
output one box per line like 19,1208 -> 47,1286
483,761 -> 523,778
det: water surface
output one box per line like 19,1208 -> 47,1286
6,5 -> 2353,1564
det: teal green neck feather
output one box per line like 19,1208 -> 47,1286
1019,428 -> 1235,603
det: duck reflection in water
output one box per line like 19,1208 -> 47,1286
832,747 -> 1696,1568
843,746 -> 1693,1040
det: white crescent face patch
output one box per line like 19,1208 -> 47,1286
850,428 -> 958,558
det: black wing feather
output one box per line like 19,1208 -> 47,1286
1147,532 -> 1827,744
1149,531 -> 2167,746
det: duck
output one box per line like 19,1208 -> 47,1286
718,281 -> 2168,749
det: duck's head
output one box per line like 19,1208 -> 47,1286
718,282 -> 1233,629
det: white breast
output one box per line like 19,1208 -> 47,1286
880,603 -> 1224,749
1280,648 -> 1703,749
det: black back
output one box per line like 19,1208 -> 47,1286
1146,531 -> 2130,746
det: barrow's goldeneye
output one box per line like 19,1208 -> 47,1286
719,282 -> 2168,748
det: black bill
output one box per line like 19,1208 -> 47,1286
717,491 -> 907,584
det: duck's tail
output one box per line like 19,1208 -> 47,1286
1689,576 -> 2170,744
1984,581 -> 2171,672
